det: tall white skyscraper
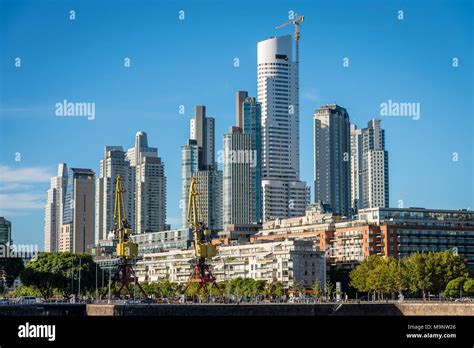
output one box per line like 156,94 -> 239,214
44,163 -> 68,252
126,131 -> 167,233
95,146 -> 132,243
257,35 -> 309,221
314,104 -> 351,216
351,119 -> 389,211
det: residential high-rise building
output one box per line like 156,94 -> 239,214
257,35 -> 309,221
0,217 -> 12,247
95,146 -> 132,243
258,35 -> 299,181
181,140 -> 200,227
194,170 -> 222,231
314,103 -> 351,216
350,124 -> 363,212
190,106 -> 215,170
235,90 -> 248,128
361,119 -> 389,209
181,106 -> 222,230
350,119 -> 389,212
242,95 -> 262,222
223,127 -> 255,225
60,168 -> 95,253
135,156 -> 167,233
126,131 -> 167,234
44,163 -> 68,252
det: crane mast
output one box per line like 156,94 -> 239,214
104,175 -> 146,299
184,176 -> 217,293
275,13 -> 304,63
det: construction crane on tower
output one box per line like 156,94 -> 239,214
104,175 -> 147,299
276,13 -> 305,63
183,176 -> 217,294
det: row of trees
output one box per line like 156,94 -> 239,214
10,252 -> 97,299
4,251 -> 472,300
349,251 -> 470,299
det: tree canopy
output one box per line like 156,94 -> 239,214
350,251 -> 469,298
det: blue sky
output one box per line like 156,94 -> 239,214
0,0 -> 472,249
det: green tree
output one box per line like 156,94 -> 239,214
403,252 -> 431,296
444,277 -> 467,298
10,285 -> 41,298
20,267 -> 60,299
263,281 -> 284,299
325,280 -> 334,299
367,258 -> 402,299
463,279 -> 474,295
311,281 -> 322,299
423,251 -> 465,294
252,280 -> 266,298
0,256 -> 25,287
349,255 -> 385,294
21,252 -> 99,298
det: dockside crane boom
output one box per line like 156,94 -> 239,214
276,13 -> 304,63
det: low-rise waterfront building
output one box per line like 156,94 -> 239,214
253,206 -> 474,270
131,228 -> 193,255
134,240 -> 324,288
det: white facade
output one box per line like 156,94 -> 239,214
257,35 -> 308,221
351,119 -> 389,210
261,180 -> 310,221
364,150 -> 389,208
350,124 -> 363,212
314,104 -> 351,216
194,170 -> 223,231
126,132 -> 167,234
135,240 -> 325,288
44,163 -> 68,252
135,156 -> 167,233
95,146 -> 132,244
258,35 -> 299,181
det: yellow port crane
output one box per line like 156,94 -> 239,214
105,175 -> 146,298
183,176 -> 217,293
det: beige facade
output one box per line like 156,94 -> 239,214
134,240 -> 324,288
58,223 -> 72,252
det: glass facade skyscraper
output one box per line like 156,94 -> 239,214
0,217 -> 12,246
243,96 -> 262,223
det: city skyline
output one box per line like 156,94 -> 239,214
1,0 -> 472,249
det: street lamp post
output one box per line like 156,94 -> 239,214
70,259 -> 74,300
95,262 -> 98,301
78,257 -> 82,300
108,267 -> 112,304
